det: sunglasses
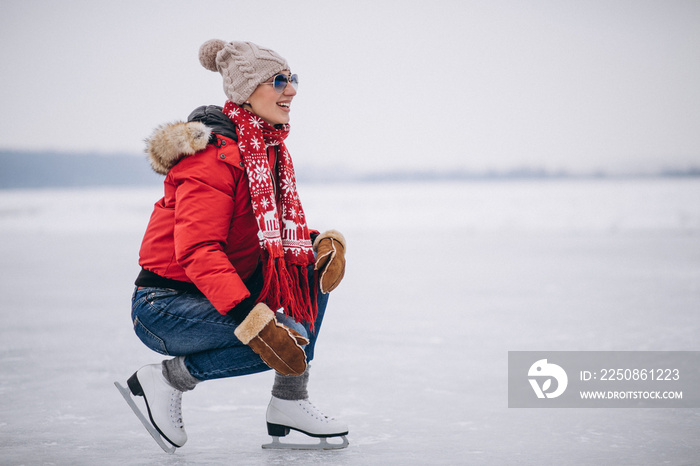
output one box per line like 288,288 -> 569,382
262,73 -> 299,93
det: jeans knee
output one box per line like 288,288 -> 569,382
276,311 -> 309,341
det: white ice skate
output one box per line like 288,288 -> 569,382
262,396 -> 349,450
114,364 -> 187,454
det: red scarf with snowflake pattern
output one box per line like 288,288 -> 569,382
223,100 -> 317,326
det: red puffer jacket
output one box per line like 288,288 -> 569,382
138,119 -> 267,314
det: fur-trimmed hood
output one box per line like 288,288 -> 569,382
144,105 -> 237,175
145,121 -> 211,175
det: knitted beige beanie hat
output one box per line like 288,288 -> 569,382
199,39 -> 289,105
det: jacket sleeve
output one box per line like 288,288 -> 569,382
170,148 -> 249,313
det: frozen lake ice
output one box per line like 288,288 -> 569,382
1,178 -> 699,465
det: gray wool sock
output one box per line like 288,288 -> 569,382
162,356 -> 200,392
271,368 -> 309,400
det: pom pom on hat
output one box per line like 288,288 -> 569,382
198,39 -> 289,104
199,39 -> 226,72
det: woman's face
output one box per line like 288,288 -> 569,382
246,71 -> 297,126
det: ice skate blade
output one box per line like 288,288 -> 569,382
114,382 -> 177,455
262,435 -> 349,450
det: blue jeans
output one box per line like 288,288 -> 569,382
131,267 -> 329,381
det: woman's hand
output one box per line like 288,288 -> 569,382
234,303 -> 307,375
313,230 -> 346,294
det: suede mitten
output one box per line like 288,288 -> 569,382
234,303 -> 308,376
313,230 -> 346,294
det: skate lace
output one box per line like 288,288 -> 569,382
300,400 -> 333,423
169,389 -> 184,429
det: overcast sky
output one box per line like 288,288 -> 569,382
2,0 -> 699,174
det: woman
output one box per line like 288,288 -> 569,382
117,39 -> 348,451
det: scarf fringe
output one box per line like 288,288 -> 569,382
258,254 -> 318,332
